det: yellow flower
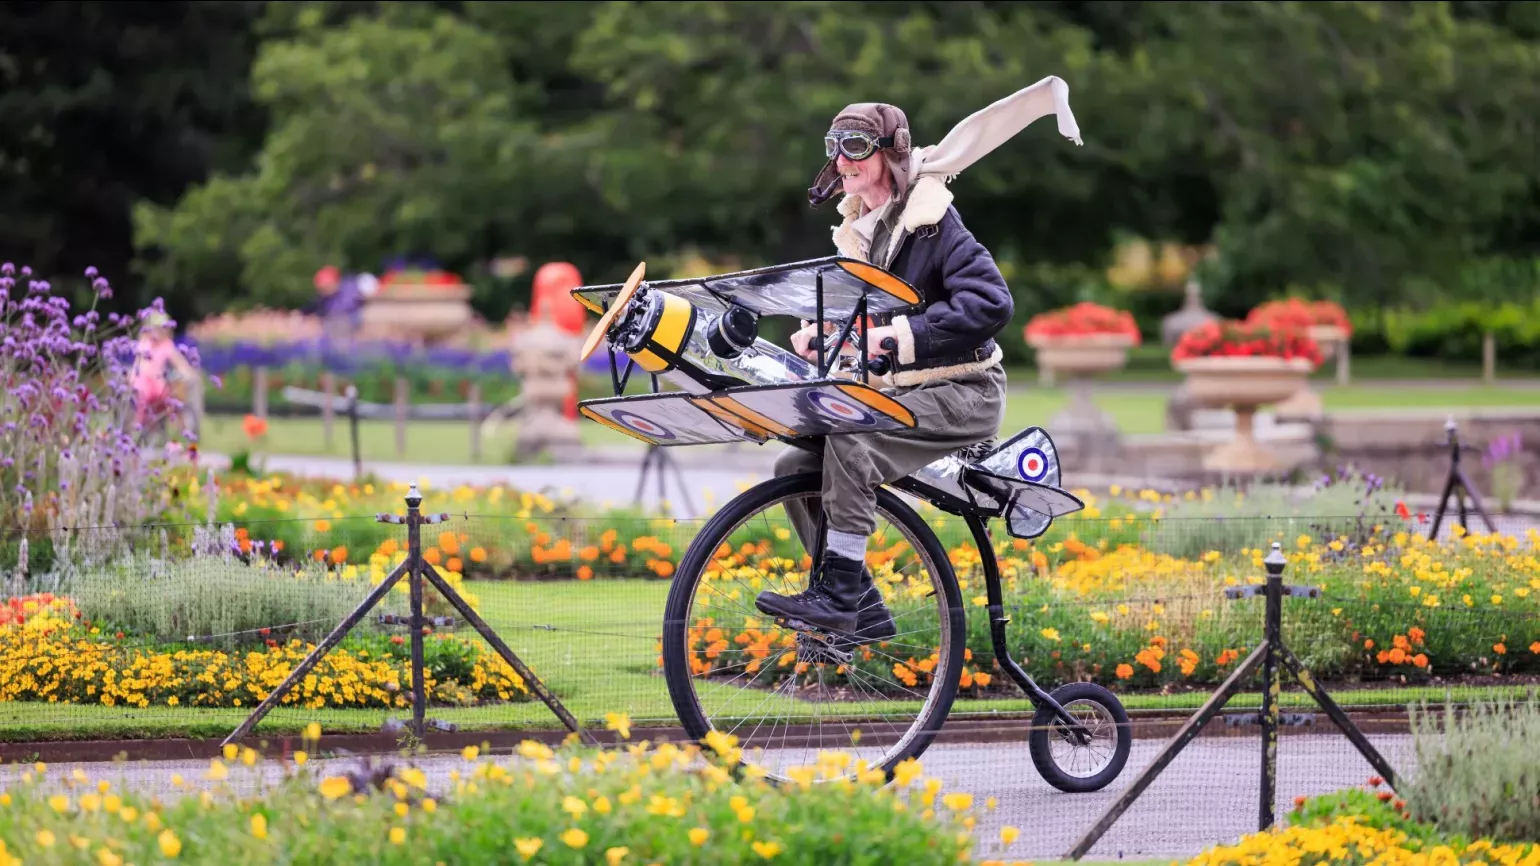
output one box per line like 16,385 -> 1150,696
514,838 -> 544,860
462,745 -> 480,761
605,711 -> 632,739
752,840 -> 784,859
1001,826 -> 1021,845
223,744 -> 239,761
1041,627 -> 1061,641
941,792 -> 973,810
318,776 -> 353,800
293,751 -> 308,767
48,794 -> 69,813
206,760 -> 228,781
158,829 -> 182,858
562,796 -> 589,818
561,828 -> 588,849
423,798 -> 437,813
606,847 -> 631,865
36,830 -> 56,848
689,828 -> 710,846
389,827 -> 406,845
251,814 -> 268,840
304,722 -> 322,741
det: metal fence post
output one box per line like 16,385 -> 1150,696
405,485 -> 428,739
1259,542 -> 1287,831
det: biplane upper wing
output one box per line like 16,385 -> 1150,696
571,257 -> 920,322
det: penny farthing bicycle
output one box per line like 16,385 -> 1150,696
572,259 -> 1133,792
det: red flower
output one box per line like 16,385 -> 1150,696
1171,319 -> 1323,366
1026,302 -> 1141,345
1247,297 -> 1353,336
1395,501 -> 1411,520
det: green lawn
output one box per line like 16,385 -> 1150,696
201,380 -> 1539,464
0,580 -> 1523,744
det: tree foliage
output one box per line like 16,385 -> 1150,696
6,1 -> 1539,323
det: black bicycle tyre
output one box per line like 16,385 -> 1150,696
1028,681 -> 1133,793
662,471 -> 967,780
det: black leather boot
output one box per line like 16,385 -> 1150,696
850,576 -> 896,643
755,552 -> 866,635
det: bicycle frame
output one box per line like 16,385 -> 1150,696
789,437 -> 1097,745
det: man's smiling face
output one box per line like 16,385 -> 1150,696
838,149 -> 891,202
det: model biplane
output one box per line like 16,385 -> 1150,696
571,256 -> 1085,540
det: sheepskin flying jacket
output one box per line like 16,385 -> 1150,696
833,176 -> 1012,387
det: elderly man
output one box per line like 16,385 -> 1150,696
753,79 -> 1083,644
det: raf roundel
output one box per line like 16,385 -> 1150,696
807,391 -> 877,427
1018,447 -> 1050,483
611,410 -> 677,442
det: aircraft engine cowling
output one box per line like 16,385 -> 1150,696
611,287 -> 818,395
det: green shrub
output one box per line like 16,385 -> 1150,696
63,548 -> 406,648
0,734 -> 979,865
1405,696 -> 1540,843
1141,470 -> 1405,560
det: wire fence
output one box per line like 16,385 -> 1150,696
1,502 -> 1537,859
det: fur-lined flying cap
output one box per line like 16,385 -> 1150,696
808,102 -> 913,208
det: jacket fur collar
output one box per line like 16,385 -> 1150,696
831,176 -> 954,262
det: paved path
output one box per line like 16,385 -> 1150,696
212,447 -> 783,519
2,733 -> 1415,861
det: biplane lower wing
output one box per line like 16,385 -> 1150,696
579,392 -> 769,447
583,379 -> 919,446
706,379 -> 917,439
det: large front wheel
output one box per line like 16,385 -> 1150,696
662,472 -> 966,784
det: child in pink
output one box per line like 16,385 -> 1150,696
132,313 -> 197,428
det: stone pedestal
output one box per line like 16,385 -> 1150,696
1030,334 -> 1132,467
509,323 -> 583,461
360,284 -> 475,344
1175,357 -> 1315,474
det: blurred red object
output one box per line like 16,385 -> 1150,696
314,266 -> 341,291
531,262 -> 587,336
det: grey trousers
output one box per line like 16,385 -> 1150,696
774,365 -> 1007,549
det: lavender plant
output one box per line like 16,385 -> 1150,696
1482,431 -> 1524,512
0,263 -> 202,583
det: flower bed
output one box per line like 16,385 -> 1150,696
1024,301 -> 1141,344
0,732 -> 981,865
675,515 -> 1540,698
1171,319 -> 1324,365
1187,782 -> 1539,865
0,596 -> 530,710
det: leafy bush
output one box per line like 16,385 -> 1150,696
1140,468 -> 1405,560
1405,696 -> 1540,843
0,733 -> 979,865
63,537 -> 407,649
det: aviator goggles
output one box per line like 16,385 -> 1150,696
824,130 -> 895,161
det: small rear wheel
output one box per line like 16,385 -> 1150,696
1028,681 -> 1132,793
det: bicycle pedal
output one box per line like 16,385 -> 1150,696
795,633 -> 853,666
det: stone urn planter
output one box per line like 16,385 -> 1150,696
1029,333 -> 1134,448
1272,325 -> 1344,421
360,283 -> 475,344
1175,356 -> 1315,473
